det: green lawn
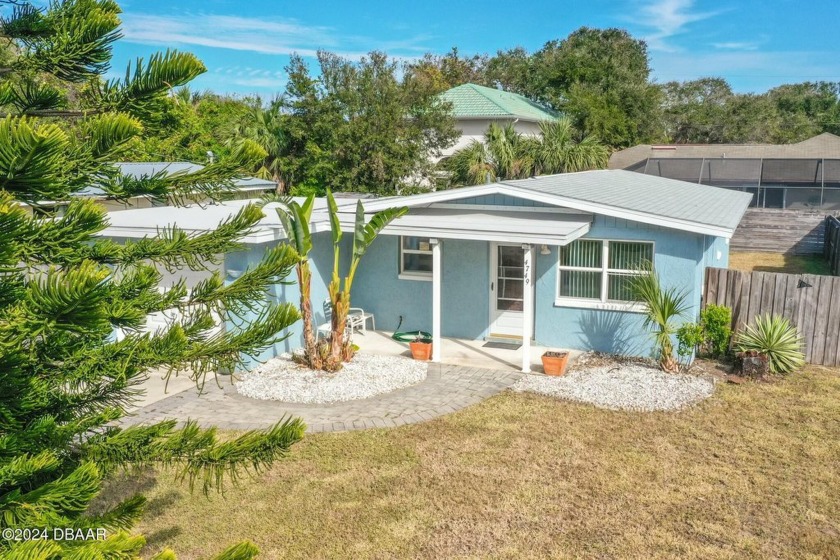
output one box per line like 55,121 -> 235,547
729,251 -> 831,275
97,367 -> 840,559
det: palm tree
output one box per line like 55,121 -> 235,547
272,195 -> 321,368
443,140 -> 496,185
324,192 -> 408,369
535,118 -> 610,174
630,266 -> 690,373
230,101 -> 287,190
442,118 -> 609,187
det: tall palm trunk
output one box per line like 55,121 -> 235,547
297,262 -> 321,369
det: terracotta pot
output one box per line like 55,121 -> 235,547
541,351 -> 569,376
409,340 -> 433,361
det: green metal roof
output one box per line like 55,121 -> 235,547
438,83 -> 559,122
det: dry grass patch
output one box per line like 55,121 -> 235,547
729,252 -> 831,275
98,367 -> 840,559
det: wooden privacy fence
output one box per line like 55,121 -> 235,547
704,267 -> 840,366
824,215 -> 840,275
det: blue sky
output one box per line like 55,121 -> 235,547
104,0 -> 839,95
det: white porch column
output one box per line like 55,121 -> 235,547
521,244 -> 535,373
431,238 -> 442,363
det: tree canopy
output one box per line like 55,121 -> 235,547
0,1 -> 304,558
277,51 -> 458,195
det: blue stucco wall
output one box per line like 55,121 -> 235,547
532,215 -> 708,357
225,231 -> 338,369
351,236 -> 490,340
703,235 -> 730,269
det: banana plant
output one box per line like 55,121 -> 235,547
325,190 -> 408,369
272,194 -> 322,368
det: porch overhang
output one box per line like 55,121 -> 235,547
323,207 -> 593,245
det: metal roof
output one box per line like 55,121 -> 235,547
359,170 -> 753,238
500,170 -> 753,234
438,83 -> 559,122
101,196 -> 362,243
78,162 -> 276,197
344,207 -> 592,245
101,170 -> 752,243
610,133 -> 840,170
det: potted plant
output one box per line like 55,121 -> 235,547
541,351 -> 569,376
409,334 -> 433,361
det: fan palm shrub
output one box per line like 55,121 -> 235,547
442,117 -> 609,186
630,266 -> 690,373
734,314 -> 805,373
534,118 -> 610,175
229,100 -> 287,189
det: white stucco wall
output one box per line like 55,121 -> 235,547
437,118 -> 543,161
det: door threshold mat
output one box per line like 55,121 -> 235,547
482,341 -> 522,350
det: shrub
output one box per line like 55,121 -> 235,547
701,304 -> 732,356
677,322 -> 705,360
734,314 -> 805,373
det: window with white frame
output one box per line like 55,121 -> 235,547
557,239 -> 653,306
400,236 -> 433,279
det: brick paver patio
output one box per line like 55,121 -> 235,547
124,363 -> 521,433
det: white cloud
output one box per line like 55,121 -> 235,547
711,41 -> 761,51
230,76 -> 288,89
630,0 -> 721,52
120,12 -> 430,61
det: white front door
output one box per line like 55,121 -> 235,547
489,243 -> 528,338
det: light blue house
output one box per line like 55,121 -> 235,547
102,170 -> 752,372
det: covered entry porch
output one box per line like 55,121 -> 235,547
366,206 -> 593,372
353,330 -> 567,372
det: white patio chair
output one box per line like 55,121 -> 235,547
348,307 -> 375,334
316,300 -> 353,340
316,300 -> 375,338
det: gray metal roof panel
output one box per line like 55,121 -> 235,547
501,169 -> 753,232
77,162 -> 276,196
609,133 -> 840,169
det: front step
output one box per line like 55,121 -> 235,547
484,335 -> 524,346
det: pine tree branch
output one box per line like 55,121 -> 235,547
0,108 -> 96,118
80,418 -> 306,495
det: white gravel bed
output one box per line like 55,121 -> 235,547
236,352 -> 428,404
514,363 -> 715,411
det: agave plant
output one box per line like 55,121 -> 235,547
630,266 -> 690,373
734,314 -> 805,373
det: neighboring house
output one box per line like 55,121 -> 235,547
30,161 -> 277,215
610,133 -> 840,210
101,169 -> 751,372
437,83 -> 559,161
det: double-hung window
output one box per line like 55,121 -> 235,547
556,239 -> 653,310
399,236 -> 433,280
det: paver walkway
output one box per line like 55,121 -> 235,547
124,364 -> 521,433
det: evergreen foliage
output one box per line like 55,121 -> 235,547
443,119 -> 609,186
276,51 -> 458,195
0,1 -> 304,557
